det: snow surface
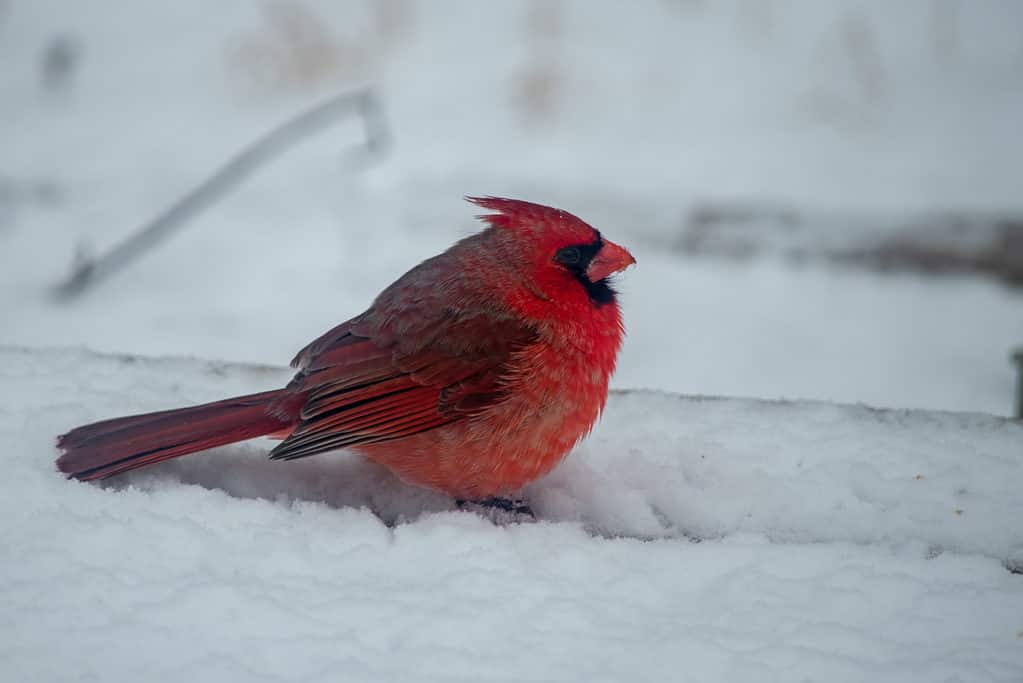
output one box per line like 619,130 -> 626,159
2,346 -> 1022,682
2,2 -> 1023,680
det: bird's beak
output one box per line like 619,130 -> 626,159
586,238 -> 636,282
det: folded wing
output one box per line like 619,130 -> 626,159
269,309 -> 537,461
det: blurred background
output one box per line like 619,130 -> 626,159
1,0 -> 1021,415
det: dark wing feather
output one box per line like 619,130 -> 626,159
269,308 -> 536,462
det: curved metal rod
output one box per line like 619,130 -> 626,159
54,87 -> 389,300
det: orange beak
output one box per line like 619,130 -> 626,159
586,238 -> 636,282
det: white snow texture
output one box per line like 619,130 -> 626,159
1,346 -> 1021,682
2,1 -> 1023,681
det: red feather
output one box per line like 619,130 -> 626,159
56,197 -> 635,500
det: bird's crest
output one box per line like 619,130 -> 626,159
466,196 -> 589,234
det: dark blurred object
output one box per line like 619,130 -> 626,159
54,87 -> 390,300
513,0 -> 565,128
0,176 -> 63,230
675,201 -> 1023,287
226,0 -> 413,96
1013,348 -> 1023,419
229,0 -> 346,93
40,34 -> 82,92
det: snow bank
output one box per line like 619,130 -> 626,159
2,346 -> 1021,682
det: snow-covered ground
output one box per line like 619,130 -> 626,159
2,2 -> 1023,680
2,346 -> 1022,682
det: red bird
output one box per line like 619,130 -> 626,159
56,197 -> 635,508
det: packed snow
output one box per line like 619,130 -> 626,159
1,346 -> 1022,682
2,1 -> 1023,681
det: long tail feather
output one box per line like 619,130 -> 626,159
56,390 -> 295,481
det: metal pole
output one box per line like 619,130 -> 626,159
1013,348 -> 1023,419
54,88 -> 389,300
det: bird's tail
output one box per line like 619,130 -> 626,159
56,390 -> 295,481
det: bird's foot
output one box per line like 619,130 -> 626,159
456,497 -> 535,524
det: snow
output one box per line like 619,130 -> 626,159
2,1 -> 1023,680
2,346 -> 1022,682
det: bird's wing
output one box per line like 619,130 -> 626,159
268,309 -> 537,461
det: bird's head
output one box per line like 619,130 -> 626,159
467,196 -> 636,311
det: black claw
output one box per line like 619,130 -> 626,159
456,497 -> 535,519
483,497 -> 534,516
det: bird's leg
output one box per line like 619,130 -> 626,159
456,497 -> 535,522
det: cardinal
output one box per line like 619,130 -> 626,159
56,197 -> 635,511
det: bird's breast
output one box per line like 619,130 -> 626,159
356,338 -> 614,500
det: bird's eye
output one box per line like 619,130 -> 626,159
556,246 -> 582,265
